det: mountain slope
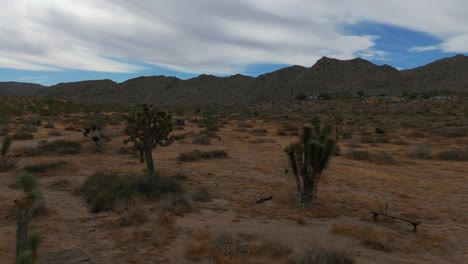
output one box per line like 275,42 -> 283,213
2,54 -> 467,104
0,82 -> 45,96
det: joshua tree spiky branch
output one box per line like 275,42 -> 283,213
284,122 -> 336,206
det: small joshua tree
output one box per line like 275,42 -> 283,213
15,171 -> 42,259
124,104 -> 173,177
284,122 -> 336,206
332,112 -> 343,140
2,136 -> 12,170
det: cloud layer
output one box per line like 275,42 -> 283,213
0,0 -> 467,75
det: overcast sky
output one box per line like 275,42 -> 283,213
0,0 -> 467,85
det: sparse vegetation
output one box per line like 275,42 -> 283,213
192,187 -> 212,202
192,135 -> 211,145
79,172 -> 182,213
178,150 -> 228,162
11,132 -> 34,140
294,247 -> 354,264
23,161 -> 66,174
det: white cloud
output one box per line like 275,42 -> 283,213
0,0 -> 467,75
408,45 -> 440,52
440,35 -> 468,52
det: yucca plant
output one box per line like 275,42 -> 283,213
124,104 -> 173,177
284,122 -> 336,206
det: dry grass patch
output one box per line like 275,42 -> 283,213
331,225 -> 391,252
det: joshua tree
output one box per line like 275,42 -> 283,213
284,122 -> 336,206
1,136 -> 12,170
124,104 -> 173,177
332,112 -> 343,140
15,171 -> 42,259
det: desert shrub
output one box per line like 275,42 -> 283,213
435,149 -> 468,161
43,123 -> 54,128
80,173 -> 182,213
116,146 -> 136,155
171,133 -> 186,141
192,187 -> 212,202
162,194 -> 191,215
200,129 -> 218,138
249,128 -> 268,135
237,121 -> 252,128
22,125 -> 38,133
11,132 -> 34,140
435,128 -> 466,138
211,233 -> 239,262
392,138 -> 408,145
0,125 -> 10,136
407,130 -> 426,138
24,140 -> 81,156
192,135 -> 211,145
171,172 -> 188,181
295,92 -> 307,100
178,150 -> 228,162
276,130 -> 288,136
375,135 -> 389,143
408,142 -> 432,159
373,152 -> 396,164
23,161 -> 66,174
295,247 -> 354,264
347,150 -> 371,161
47,130 -> 62,136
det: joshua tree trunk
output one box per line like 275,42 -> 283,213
301,172 -> 319,206
144,148 -> 156,177
16,208 -> 29,256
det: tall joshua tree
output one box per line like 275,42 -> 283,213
124,104 -> 173,177
1,136 -> 12,170
284,122 -> 336,206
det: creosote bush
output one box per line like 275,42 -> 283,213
79,172 -> 182,213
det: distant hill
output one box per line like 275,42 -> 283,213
2,54 -> 467,104
0,82 -> 45,96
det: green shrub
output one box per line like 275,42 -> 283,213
80,173 -> 182,213
11,132 -> 34,140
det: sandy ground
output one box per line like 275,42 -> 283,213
1,115 -> 467,263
